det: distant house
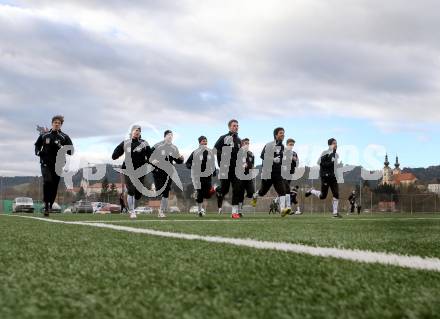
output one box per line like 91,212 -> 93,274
88,183 -> 125,194
393,173 -> 417,187
428,184 -> 440,194
68,187 -> 81,194
67,183 -> 125,195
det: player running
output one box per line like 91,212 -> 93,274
214,119 -> 242,219
150,130 -> 184,218
112,125 -> 152,219
252,127 -> 291,217
269,198 -> 280,215
186,136 -> 216,217
35,115 -> 74,217
237,138 -> 255,217
283,138 -> 299,215
289,185 -> 302,215
305,138 -> 342,218
348,190 -> 356,214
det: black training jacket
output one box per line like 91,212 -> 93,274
261,140 -> 284,174
318,149 -> 339,179
214,132 -> 242,170
34,129 -> 74,166
112,138 -> 152,169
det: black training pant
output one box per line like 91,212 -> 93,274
350,203 -> 356,213
217,171 -> 241,207
196,177 -> 213,204
291,193 -> 298,205
238,179 -> 255,203
41,165 -> 61,208
283,179 -> 292,193
153,168 -> 172,198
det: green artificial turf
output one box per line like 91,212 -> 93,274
1,213 -> 440,319
104,213 -> 440,258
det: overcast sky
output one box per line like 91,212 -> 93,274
1,0 -> 439,176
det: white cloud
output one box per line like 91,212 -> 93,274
1,0 -> 439,175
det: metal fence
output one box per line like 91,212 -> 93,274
295,193 -> 440,214
238,192 -> 440,215
1,179 -> 439,214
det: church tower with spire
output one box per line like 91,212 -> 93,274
381,154 -> 415,187
393,155 -> 402,176
382,154 -> 393,185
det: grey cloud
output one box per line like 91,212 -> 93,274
1,0 -> 440,175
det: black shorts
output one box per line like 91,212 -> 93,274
258,172 -> 287,197
320,176 -> 339,200
125,175 -> 145,200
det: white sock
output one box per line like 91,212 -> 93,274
285,195 -> 291,208
160,197 -> 169,212
197,202 -> 203,212
127,195 -> 135,211
333,198 -> 339,214
238,202 -> 243,212
296,205 -> 301,213
232,205 -> 238,214
311,189 -> 321,198
279,196 -> 286,210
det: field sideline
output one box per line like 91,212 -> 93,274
1,212 -> 440,318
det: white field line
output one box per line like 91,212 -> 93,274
77,217 -> 440,223
5,215 -> 440,272
344,217 -> 440,222
76,219 -> 268,224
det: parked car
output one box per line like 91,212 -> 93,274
100,204 -> 121,214
134,207 -> 153,214
189,206 -> 199,214
13,197 -> 34,213
91,202 -> 106,213
169,206 -> 181,213
72,200 -> 94,214
50,202 -> 62,213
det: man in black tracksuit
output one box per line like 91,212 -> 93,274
305,138 -> 341,218
214,119 -> 242,218
252,127 -> 291,217
289,185 -> 302,215
186,136 -> 216,217
283,138 -> 299,210
119,193 -> 127,214
150,130 -> 184,218
348,191 -> 356,214
112,125 -> 152,219
269,198 -> 280,215
237,138 -> 255,216
34,115 -> 74,216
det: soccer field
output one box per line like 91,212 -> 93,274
1,213 -> 440,319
